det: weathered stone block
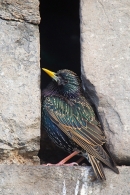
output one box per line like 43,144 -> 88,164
0,0 -> 40,24
0,165 -> 129,195
81,0 -> 130,164
0,18 -> 40,164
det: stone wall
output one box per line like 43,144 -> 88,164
0,0 -> 129,194
81,0 -> 130,165
0,0 -> 40,164
0,165 -> 129,195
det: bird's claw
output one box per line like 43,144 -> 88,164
42,162 -> 78,166
57,162 -> 78,166
42,163 -> 56,166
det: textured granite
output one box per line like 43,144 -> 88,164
81,0 -> 130,164
0,165 -> 129,195
0,18 -> 40,164
0,0 -> 40,24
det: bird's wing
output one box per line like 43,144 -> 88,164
44,96 -> 105,147
44,96 -> 119,173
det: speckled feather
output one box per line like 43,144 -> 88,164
42,69 -> 119,180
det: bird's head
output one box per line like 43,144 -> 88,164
42,68 -> 81,97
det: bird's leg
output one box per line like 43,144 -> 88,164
56,151 -> 80,165
43,151 -> 80,166
76,156 -> 84,164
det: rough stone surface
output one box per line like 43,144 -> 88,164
0,0 -> 40,24
80,0 -> 130,164
0,165 -> 129,195
0,18 -> 40,164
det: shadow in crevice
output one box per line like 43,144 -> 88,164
81,74 -> 120,166
81,74 -> 104,130
39,0 -> 81,164
81,74 -> 130,166
40,0 -> 80,89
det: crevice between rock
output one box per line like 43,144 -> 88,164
0,15 -> 39,25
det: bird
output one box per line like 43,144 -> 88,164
41,68 -> 119,180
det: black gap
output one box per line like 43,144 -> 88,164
40,0 -> 80,89
38,0 -> 85,164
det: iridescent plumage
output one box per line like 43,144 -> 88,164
42,69 -> 119,180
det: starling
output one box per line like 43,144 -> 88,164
41,68 -> 119,180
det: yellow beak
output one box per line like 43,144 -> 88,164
42,68 -> 58,81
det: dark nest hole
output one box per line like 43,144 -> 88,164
38,0 -> 89,165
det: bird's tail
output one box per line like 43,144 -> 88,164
88,154 -> 106,180
92,145 -> 119,175
103,143 -> 119,174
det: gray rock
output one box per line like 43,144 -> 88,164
0,18 -> 40,164
0,0 -> 40,24
80,0 -> 130,164
0,165 -> 129,195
